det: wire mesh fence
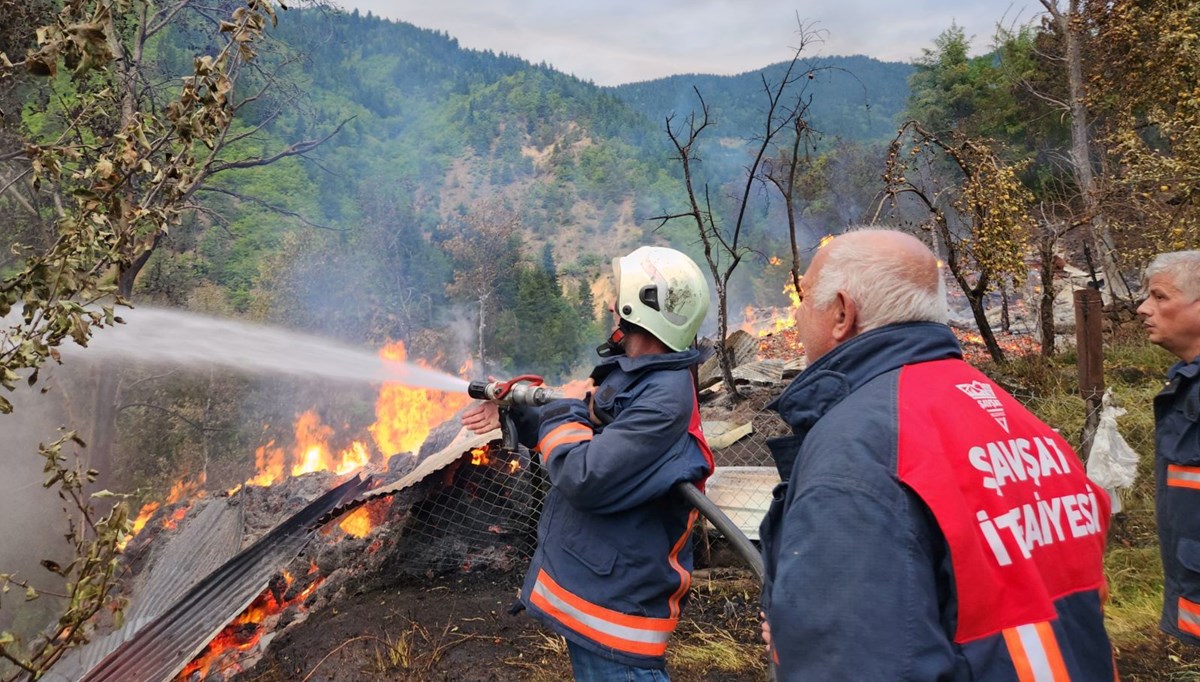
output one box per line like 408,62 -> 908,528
390,443 -> 546,574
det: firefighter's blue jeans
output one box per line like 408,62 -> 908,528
566,640 -> 669,681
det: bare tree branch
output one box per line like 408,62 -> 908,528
194,186 -> 341,231
117,402 -> 229,434
145,0 -> 194,39
206,116 -> 352,175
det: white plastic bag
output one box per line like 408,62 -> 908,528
1086,389 -> 1141,514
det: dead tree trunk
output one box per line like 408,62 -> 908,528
1037,227 -> 1058,357
1042,0 -> 1133,304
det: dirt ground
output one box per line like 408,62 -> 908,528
1117,634 -> 1200,681
234,566 -> 766,682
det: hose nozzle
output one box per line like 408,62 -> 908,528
467,375 -> 563,407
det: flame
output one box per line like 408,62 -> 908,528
118,501 -> 160,551
470,446 -> 491,467
290,411 -> 335,476
334,441 -> 371,475
243,414 -> 374,488
953,329 -> 1040,364
369,341 -> 471,456
338,498 -> 391,539
247,439 -> 285,488
740,305 -> 759,334
161,506 -> 188,531
166,477 -> 203,505
158,338 -> 471,548
177,569 -> 326,680
818,234 -> 834,249
741,278 -> 801,338
130,502 -> 159,535
338,507 -> 373,538
232,339 -> 470,491
508,458 -> 521,474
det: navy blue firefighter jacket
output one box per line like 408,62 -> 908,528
508,348 -> 713,669
1155,354 -> 1200,644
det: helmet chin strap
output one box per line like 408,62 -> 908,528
595,320 -> 632,358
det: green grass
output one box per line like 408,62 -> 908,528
668,628 -> 765,675
1105,545 -> 1165,642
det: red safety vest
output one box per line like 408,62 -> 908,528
895,360 -> 1109,650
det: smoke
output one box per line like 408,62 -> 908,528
0,381 -> 77,636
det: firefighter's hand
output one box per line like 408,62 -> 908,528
461,401 -> 500,435
559,378 -> 594,400
560,379 -> 599,425
760,612 -> 771,648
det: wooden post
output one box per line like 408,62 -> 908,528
1074,288 -> 1105,457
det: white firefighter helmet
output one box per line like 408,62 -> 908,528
612,246 -> 710,351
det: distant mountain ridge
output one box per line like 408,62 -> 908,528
610,55 -> 913,143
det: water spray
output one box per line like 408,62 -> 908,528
53,307 -> 470,393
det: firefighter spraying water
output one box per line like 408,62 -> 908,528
459,245 -> 766,681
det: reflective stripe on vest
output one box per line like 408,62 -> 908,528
529,568 -> 676,657
665,508 -> 699,619
1002,621 -> 1070,681
1167,464 -> 1200,490
537,422 -> 593,461
1180,597 -> 1200,638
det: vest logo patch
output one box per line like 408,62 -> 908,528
956,380 -> 1009,432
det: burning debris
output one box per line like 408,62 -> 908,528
176,565 -> 326,680
49,476 -> 374,682
39,340 -> 516,682
376,442 -> 542,576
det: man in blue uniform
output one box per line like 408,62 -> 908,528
462,246 -> 714,681
760,228 -> 1114,680
1138,250 -> 1200,645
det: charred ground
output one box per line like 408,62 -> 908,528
233,567 -> 765,682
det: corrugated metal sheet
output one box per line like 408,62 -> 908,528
55,475 -> 372,682
44,499 -> 244,681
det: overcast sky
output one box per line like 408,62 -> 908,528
333,1 -> 1036,86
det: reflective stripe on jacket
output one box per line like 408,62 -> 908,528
513,349 -> 714,669
760,322 -> 1114,681
1155,356 -> 1200,644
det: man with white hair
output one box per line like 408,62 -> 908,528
1137,250 -> 1200,646
759,228 -> 1115,680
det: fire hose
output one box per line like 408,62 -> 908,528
466,375 -> 764,581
